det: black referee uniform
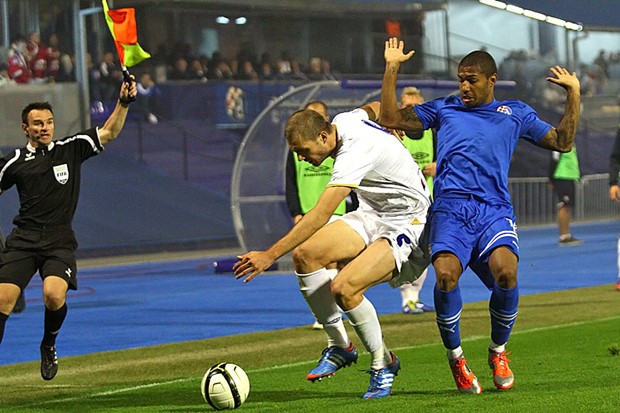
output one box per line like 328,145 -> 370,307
0,128 -> 103,290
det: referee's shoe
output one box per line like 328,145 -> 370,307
40,343 -> 58,380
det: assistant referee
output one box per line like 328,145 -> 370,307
0,75 -> 137,380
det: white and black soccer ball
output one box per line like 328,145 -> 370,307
201,362 -> 250,410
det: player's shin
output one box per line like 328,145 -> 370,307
489,282 -> 519,347
344,296 -> 388,370
42,303 -> 67,346
434,284 -> 463,350
297,268 -> 349,347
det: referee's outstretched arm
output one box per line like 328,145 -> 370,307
99,76 -> 138,146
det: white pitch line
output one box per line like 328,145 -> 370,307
24,314 -> 620,407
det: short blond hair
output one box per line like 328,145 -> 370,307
401,86 -> 421,97
284,109 -> 331,146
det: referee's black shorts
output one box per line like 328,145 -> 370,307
0,226 -> 78,291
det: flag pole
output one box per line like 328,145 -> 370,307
121,66 -> 136,102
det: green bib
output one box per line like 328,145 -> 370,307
401,129 -> 434,195
553,146 -> 580,180
294,156 -> 347,215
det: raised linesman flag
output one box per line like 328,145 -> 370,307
102,0 -> 151,68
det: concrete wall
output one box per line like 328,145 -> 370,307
0,83 -> 81,148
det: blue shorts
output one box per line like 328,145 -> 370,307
429,196 -> 519,289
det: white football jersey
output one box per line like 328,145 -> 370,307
328,108 -> 431,221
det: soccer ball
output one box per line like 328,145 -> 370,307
201,362 -> 250,410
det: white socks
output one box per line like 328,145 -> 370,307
344,296 -> 391,370
400,268 -> 428,306
297,268 -> 349,348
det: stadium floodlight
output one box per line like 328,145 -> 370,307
215,16 -> 230,24
523,10 -> 546,21
565,22 -> 583,31
479,0 -> 507,9
478,1 -> 583,31
546,16 -> 567,27
505,5 -> 524,14
235,17 -> 247,25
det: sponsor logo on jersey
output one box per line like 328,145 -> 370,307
497,105 -> 513,115
25,152 -> 35,162
53,164 -> 69,184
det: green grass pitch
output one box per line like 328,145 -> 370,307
1,284 -> 619,412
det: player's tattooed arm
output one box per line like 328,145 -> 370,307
360,101 -> 381,121
538,66 -> 580,152
379,106 -> 424,133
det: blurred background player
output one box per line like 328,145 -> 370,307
608,121 -> 620,291
398,87 -> 435,314
285,100 -> 357,329
549,146 -> 582,245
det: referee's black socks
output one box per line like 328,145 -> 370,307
42,303 -> 67,347
0,312 -> 8,345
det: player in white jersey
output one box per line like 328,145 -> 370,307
234,102 -> 431,399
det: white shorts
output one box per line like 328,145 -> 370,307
336,209 -> 430,288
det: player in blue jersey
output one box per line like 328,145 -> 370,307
379,38 -> 581,394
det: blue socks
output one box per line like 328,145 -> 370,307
434,284 -> 462,350
435,282 -> 519,351
489,283 -> 519,346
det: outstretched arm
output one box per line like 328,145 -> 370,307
234,185 -> 351,282
378,38 -> 424,132
98,76 -> 138,146
538,66 -> 581,152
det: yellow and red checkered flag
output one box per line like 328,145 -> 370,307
102,0 -> 150,68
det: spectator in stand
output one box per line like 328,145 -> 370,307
99,51 -> 123,100
136,71 -> 162,124
289,59 -> 307,81
8,36 -> 32,84
55,53 -> 75,83
259,62 -> 275,81
45,34 -> 62,82
27,32 -> 47,83
593,50 -> 609,78
236,60 -> 258,81
187,58 -> 208,82
307,57 -> 323,81
321,59 -> 337,80
168,56 -> 192,80
0,63 -> 15,87
209,60 -> 234,80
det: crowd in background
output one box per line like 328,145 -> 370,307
0,33 -> 339,91
2,32 -> 620,111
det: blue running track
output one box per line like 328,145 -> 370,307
1,220 -> 618,365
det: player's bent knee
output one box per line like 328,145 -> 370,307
493,269 -> 517,289
0,284 -> 22,314
434,271 -> 459,291
42,291 -> 66,310
330,277 -> 358,303
292,244 -> 323,271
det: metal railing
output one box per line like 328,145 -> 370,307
509,174 -> 620,226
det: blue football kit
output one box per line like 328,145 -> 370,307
414,96 -> 552,351
414,96 -> 552,286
